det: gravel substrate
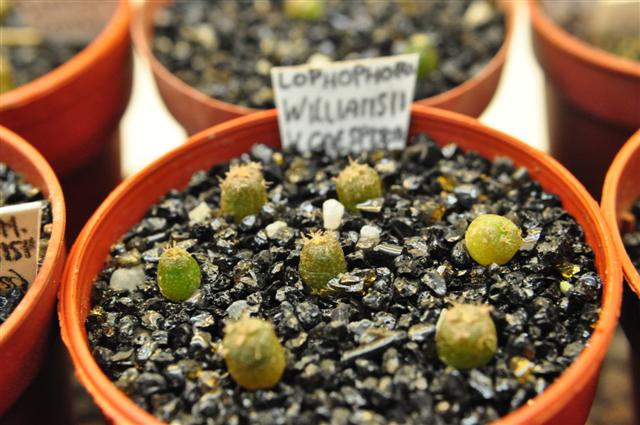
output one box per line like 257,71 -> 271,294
86,135 -> 602,425
0,162 -> 52,324
1,8 -> 85,89
152,0 -> 505,109
623,199 -> 640,271
542,1 -> 640,61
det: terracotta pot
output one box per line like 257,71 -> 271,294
0,0 -> 132,241
528,0 -> 640,198
131,0 -> 515,135
0,126 -> 66,415
60,106 -> 621,425
601,130 -> 640,421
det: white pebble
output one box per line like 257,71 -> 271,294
109,266 -> 145,292
188,201 -> 212,223
265,221 -> 288,239
323,199 -> 345,230
463,0 -> 493,29
359,225 -> 381,246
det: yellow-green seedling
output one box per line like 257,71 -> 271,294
299,231 -> 347,295
0,55 -> 14,93
283,0 -> 325,20
220,162 -> 268,222
405,34 -> 439,79
335,160 -> 383,211
157,246 -> 201,302
436,304 -> 497,369
223,316 -> 286,390
464,214 -> 522,266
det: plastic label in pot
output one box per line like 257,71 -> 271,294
271,54 -> 419,155
0,201 -> 42,285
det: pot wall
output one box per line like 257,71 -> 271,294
0,0 -> 132,240
131,0 -> 514,135
0,126 -> 66,414
601,130 -> 640,422
60,106 -> 621,425
529,0 -> 640,198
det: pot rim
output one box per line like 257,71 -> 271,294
60,106 -> 622,425
0,0 -> 131,112
528,0 -> 640,79
602,130 -> 640,296
131,0 -> 515,116
0,126 -> 66,345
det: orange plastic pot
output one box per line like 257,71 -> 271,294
601,130 -> 640,419
0,0 -> 132,177
131,0 -> 514,135
529,0 -> 640,198
60,106 -> 621,425
0,126 -> 66,415
0,0 -> 133,241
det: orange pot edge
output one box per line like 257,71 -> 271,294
60,106 -> 622,425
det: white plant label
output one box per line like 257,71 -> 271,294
0,201 -> 42,287
271,54 -> 419,156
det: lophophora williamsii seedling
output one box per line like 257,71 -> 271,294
335,160 -> 383,211
0,54 -> 13,93
157,246 -> 201,302
222,315 -> 286,390
283,0 -> 325,21
465,214 -> 523,266
405,33 -> 439,80
299,230 -> 347,295
220,162 -> 268,223
435,303 -> 497,369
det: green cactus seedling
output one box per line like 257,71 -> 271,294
0,55 -> 14,94
465,214 -> 522,266
223,316 -> 286,390
299,231 -> 347,295
335,160 -> 383,211
406,33 -> 439,79
157,246 -> 201,302
436,304 -> 497,369
283,0 -> 325,21
220,162 -> 268,223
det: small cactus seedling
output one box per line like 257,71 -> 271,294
157,246 -> 201,302
0,54 -> 14,93
335,160 -> 383,211
465,214 -> 522,266
406,33 -> 439,79
223,316 -> 286,390
283,0 -> 325,21
435,304 -> 497,369
220,162 -> 268,223
299,231 -> 347,294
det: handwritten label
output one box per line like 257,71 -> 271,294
271,54 -> 419,156
0,201 -> 42,287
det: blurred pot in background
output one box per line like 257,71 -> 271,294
529,0 -> 640,198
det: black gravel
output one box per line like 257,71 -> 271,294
1,8 -> 85,88
152,0 -> 505,109
0,162 -> 52,324
86,135 -> 603,425
623,199 -> 640,271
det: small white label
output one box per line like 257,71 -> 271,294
271,54 -> 419,156
0,201 -> 42,287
